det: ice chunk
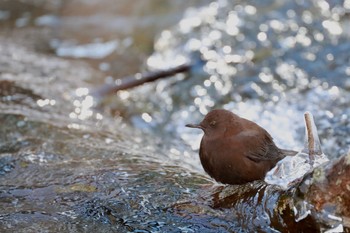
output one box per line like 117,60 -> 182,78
265,112 -> 329,190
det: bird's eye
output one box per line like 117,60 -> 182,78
209,120 -> 216,126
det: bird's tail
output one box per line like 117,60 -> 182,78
280,149 -> 298,157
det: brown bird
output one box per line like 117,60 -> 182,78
186,109 -> 296,185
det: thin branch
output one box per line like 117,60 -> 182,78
91,63 -> 192,98
304,112 -> 315,163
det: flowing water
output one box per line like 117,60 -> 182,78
0,0 -> 350,232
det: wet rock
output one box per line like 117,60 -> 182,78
0,155 -> 15,175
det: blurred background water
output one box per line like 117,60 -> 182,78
0,0 -> 350,232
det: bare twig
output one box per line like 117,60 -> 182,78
91,63 -> 192,98
304,112 -> 315,163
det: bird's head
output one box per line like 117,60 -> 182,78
186,109 -> 237,138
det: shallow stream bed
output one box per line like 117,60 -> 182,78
1,1 -> 350,232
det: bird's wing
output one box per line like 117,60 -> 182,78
234,130 -> 283,163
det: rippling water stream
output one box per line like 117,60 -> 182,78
1,0 -> 350,232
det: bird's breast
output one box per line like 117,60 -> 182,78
198,134 -> 271,184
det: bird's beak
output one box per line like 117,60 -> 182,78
185,123 -> 203,130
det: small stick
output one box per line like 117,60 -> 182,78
304,112 -> 315,163
91,63 -> 192,98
